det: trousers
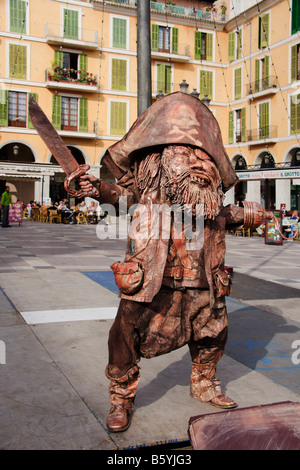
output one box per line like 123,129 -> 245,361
107,285 -> 228,379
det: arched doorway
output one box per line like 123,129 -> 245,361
0,142 -> 36,203
258,151 -> 276,210
233,155 -> 248,205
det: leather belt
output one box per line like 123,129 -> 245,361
163,266 -> 200,280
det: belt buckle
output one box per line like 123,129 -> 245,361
174,267 -> 184,280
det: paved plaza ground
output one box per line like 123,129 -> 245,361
0,218 -> 300,450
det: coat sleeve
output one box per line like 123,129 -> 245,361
222,201 -> 268,230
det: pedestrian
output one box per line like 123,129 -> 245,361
1,185 -> 13,228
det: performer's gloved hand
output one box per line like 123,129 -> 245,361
79,174 -> 101,195
243,201 -> 273,229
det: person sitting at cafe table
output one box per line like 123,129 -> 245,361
68,201 -> 87,224
282,211 -> 299,239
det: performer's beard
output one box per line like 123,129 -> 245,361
161,149 -> 224,220
136,146 -> 224,219
162,170 -> 224,219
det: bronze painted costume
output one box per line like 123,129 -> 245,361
78,93 -> 268,432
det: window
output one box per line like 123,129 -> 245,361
63,9 -> 79,40
152,25 -> 178,54
156,63 -> 172,94
255,56 -> 270,92
111,58 -> 127,91
110,101 -> 127,135
112,16 -> 128,49
258,101 -> 270,138
9,0 -> 27,33
234,67 -> 242,100
54,50 -> 87,81
52,95 -> 88,132
258,13 -> 269,49
228,29 -> 242,62
291,43 -> 300,83
195,31 -> 213,61
228,108 -> 246,144
290,94 -> 300,134
292,0 -> 300,35
199,70 -> 213,100
8,91 -> 26,127
9,43 -> 27,79
0,91 -> 37,128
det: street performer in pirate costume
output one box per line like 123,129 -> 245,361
78,92 -> 271,432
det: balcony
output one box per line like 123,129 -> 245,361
151,43 -> 191,62
246,126 -> 278,144
45,23 -> 98,49
101,1 -> 227,23
45,68 -> 98,93
57,120 -> 98,139
247,75 -> 278,98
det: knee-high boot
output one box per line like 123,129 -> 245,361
105,365 -> 140,432
190,362 -> 237,409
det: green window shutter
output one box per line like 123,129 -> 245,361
290,96 -> 300,134
255,59 -> 260,92
9,44 -> 27,79
64,9 -> 78,40
54,50 -> 63,67
172,28 -> 178,54
234,68 -> 242,100
200,70 -> 213,100
291,44 -> 298,83
10,0 -> 26,33
157,64 -> 171,94
113,17 -> 127,49
112,58 -> 127,91
79,54 -> 87,81
195,31 -> 201,60
206,33 -> 213,61
52,95 -> 61,130
241,107 -> 246,142
260,14 -> 269,48
259,102 -> 269,138
79,98 -> 88,132
228,110 -> 234,144
152,24 -> 159,51
0,90 -> 9,126
27,93 -> 37,129
264,55 -> 270,89
237,29 -> 242,59
292,0 -> 300,34
165,65 -> 171,94
110,101 -> 127,135
228,32 -> 235,62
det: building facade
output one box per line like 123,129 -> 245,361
0,0 -> 299,211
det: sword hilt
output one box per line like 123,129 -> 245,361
64,164 -> 100,199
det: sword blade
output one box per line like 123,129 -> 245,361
29,95 -> 79,175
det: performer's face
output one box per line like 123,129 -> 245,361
161,146 -> 223,218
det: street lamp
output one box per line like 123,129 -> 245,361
179,79 -> 189,93
13,145 -> 19,156
156,90 -> 164,99
201,94 -> 211,107
190,88 -> 200,99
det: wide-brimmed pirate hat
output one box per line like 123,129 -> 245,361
102,92 -> 238,192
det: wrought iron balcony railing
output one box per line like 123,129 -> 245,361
246,125 -> 277,141
247,75 -> 278,95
